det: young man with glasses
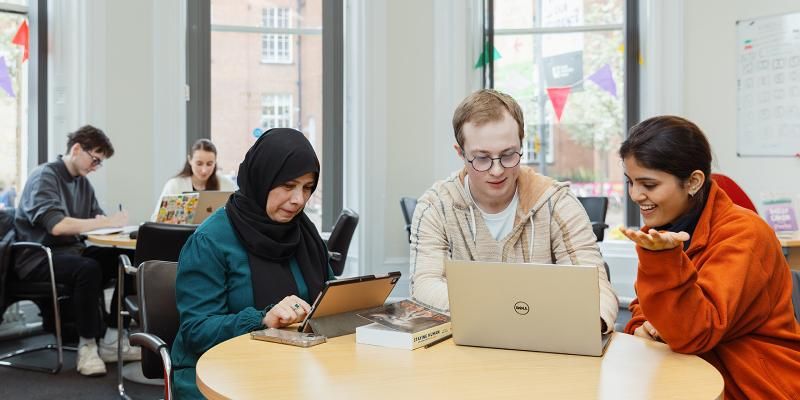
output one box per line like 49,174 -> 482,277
14,125 -> 140,376
409,89 -> 618,332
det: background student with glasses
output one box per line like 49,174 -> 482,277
14,125 -> 141,377
409,89 -> 618,333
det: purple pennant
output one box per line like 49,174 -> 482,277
0,56 -> 14,98
588,63 -> 616,97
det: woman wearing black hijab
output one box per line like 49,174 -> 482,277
171,128 -> 332,399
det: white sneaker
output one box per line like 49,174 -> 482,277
77,342 -> 107,377
99,333 -> 142,362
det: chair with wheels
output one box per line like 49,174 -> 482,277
711,173 -> 758,213
400,197 -> 418,243
576,196 -> 612,283
326,209 -> 359,276
577,196 -> 609,242
116,223 -> 196,398
0,208 -> 76,374
129,260 -> 179,400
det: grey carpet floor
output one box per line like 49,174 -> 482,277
0,302 -> 163,400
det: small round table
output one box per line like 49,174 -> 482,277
196,332 -> 723,400
85,233 -> 136,249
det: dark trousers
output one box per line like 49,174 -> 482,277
23,246 -> 135,339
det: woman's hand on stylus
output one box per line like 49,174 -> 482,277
262,295 -> 311,329
620,227 -> 689,251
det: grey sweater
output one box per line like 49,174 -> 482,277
14,157 -> 104,279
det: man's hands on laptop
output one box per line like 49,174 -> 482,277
263,295 -> 312,329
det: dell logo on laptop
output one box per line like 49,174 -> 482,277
514,301 -> 530,315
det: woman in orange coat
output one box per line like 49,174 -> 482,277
619,116 -> 800,399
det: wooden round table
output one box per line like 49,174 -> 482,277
85,233 -> 136,249
196,332 -> 723,399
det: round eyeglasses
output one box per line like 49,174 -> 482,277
466,151 -> 523,172
82,147 -> 104,167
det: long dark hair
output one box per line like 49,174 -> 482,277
177,138 -> 219,190
619,115 -> 712,215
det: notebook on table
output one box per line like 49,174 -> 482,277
445,260 -> 612,357
154,191 -> 232,225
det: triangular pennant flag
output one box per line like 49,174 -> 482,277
546,87 -> 571,122
587,64 -> 617,97
0,56 -> 14,98
12,20 -> 30,62
473,45 -> 502,69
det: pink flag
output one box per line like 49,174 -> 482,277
546,87 -> 571,121
588,64 -> 617,97
0,56 -> 14,98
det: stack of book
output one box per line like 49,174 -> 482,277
355,299 -> 451,350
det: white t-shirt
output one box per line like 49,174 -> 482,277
464,175 -> 518,241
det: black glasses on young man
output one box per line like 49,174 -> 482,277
466,151 -> 523,172
82,147 -> 104,167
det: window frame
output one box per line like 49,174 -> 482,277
260,93 -> 294,131
186,0 -> 344,231
0,0 -> 47,179
482,0 -> 640,227
261,7 -> 293,64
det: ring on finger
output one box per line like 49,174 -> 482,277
292,303 -> 301,310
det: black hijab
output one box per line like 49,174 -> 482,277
225,128 -> 328,310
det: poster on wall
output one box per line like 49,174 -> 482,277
736,12 -> 800,157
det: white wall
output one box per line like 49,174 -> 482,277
682,0 -> 800,210
48,0 -> 186,224
345,0 -> 481,295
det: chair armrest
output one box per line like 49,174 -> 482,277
118,254 -> 136,275
11,242 -> 62,318
11,241 -> 49,252
129,332 -> 167,353
130,333 -> 173,400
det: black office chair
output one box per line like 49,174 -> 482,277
129,260 -> 179,400
0,208 -> 76,374
576,197 -> 612,283
400,197 -> 418,243
116,223 -> 196,398
577,196 -> 609,242
326,209 -> 359,276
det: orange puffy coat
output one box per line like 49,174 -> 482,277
625,181 -> 800,399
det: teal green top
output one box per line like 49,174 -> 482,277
171,208 -> 332,399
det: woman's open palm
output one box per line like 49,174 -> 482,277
620,228 -> 690,251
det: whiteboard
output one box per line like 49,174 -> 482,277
736,12 -> 800,157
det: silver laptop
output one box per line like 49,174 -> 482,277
445,260 -> 611,357
155,191 -> 232,225
192,191 -> 233,224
